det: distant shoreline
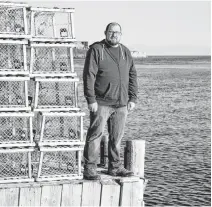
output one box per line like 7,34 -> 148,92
74,55 -> 211,60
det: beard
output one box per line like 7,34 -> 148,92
107,38 -> 120,46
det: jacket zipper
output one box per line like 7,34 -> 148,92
104,46 -> 122,105
117,64 -> 121,105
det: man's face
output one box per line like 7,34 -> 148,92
105,24 -> 122,46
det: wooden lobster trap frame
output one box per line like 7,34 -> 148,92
33,76 -> 80,111
0,76 -> 30,111
36,145 -> 84,181
29,7 -> 76,42
37,111 -> 85,146
29,42 -> 76,77
0,39 -> 29,75
0,2 -> 30,39
0,147 -> 34,183
0,112 -> 35,148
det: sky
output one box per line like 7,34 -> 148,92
11,0 -> 211,55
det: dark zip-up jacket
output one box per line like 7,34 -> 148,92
83,39 -> 138,106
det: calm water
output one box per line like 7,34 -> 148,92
75,56 -> 211,206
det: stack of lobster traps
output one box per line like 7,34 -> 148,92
28,6 -> 85,182
0,2 -> 34,184
0,2 -> 85,183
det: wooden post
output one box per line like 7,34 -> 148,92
125,140 -> 145,178
29,47 -> 34,74
81,129 -> 87,165
23,7 -> 28,36
100,135 -> 108,167
70,13 -> 75,39
30,11 -> 35,36
25,80 -> 29,107
23,44 -> 27,72
70,47 -> 74,73
74,82 -> 78,107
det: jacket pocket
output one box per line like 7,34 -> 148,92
96,82 -> 119,100
95,83 -> 111,98
104,83 -> 119,100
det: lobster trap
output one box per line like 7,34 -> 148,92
0,147 -> 34,183
37,111 -> 85,146
0,2 -> 29,39
36,146 -> 83,181
33,77 -> 79,111
0,112 -> 34,147
29,7 -> 75,42
0,76 -> 30,111
0,39 -> 28,75
29,42 -> 76,77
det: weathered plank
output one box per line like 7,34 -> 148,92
0,188 -> 19,206
19,187 -> 41,206
40,185 -> 62,207
120,180 -> 144,206
81,181 -> 101,206
61,183 -> 82,206
100,180 -> 120,207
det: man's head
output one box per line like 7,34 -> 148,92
104,22 -> 122,46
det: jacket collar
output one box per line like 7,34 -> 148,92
100,39 -> 125,64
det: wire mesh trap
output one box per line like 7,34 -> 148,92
30,7 -> 75,42
33,77 -> 79,111
36,146 -> 83,181
0,76 -> 30,111
36,111 -> 85,145
0,2 -> 29,38
0,147 -> 34,183
0,112 -> 34,147
0,40 -> 28,75
29,43 -> 76,76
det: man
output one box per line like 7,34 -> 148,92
83,22 -> 138,180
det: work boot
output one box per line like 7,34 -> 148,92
108,166 -> 134,177
83,166 -> 100,180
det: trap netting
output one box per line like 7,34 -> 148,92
37,111 -> 85,144
0,148 -> 34,183
34,77 -> 79,111
0,77 -> 30,110
30,44 -> 75,75
36,146 -> 83,181
0,40 -> 27,75
0,113 -> 34,146
30,7 -> 75,40
0,3 -> 28,37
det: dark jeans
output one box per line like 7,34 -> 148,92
83,105 -> 128,170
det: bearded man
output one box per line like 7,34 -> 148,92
83,22 -> 138,180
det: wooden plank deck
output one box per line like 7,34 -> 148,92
0,170 -> 145,207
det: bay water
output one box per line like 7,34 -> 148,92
75,56 -> 211,206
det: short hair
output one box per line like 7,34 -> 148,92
105,22 -> 122,33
